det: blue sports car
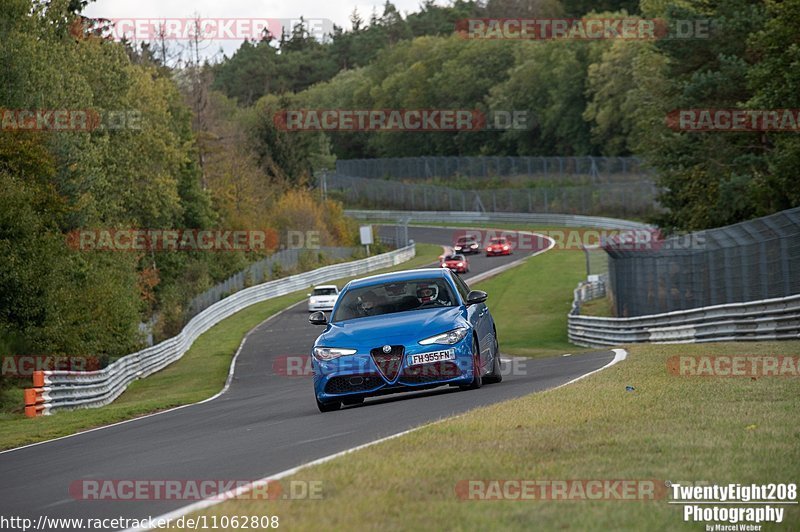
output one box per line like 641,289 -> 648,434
308,268 -> 503,412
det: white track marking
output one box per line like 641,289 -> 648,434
0,302 -> 305,456
127,348 -> 628,531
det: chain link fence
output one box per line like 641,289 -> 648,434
336,156 -> 648,181
186,246 -> 357,320
605,207 -> 800,317
327,173 -> 658,218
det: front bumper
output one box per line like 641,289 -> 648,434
313,337 -> 475,402
308,302 -> 336,311
454,246 -> 479,254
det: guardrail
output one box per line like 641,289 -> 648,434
24,245 -> 416,416
568,293 -> 800,348
346,209 -> 651,230
570,275 -> 607,316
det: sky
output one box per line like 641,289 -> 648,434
84,0 -> 438,59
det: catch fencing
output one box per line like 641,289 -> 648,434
345,209 -> 651,230
186,246 -> 357,320
327,173 -> 658,218
605,207 -> 800,317
24,245 -> 416,416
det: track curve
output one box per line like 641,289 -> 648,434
0,226 -> 615,528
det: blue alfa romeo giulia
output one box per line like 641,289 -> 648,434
308,268 -> 502,412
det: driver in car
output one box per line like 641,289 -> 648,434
416,282 -> 452,307
358,290 -> 383,316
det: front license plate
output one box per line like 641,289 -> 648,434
408,349 -> 456,366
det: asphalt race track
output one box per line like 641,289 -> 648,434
0,226 -> 616,528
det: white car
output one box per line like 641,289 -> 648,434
308,285 -> 339,312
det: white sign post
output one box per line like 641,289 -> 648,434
359,225 -> 373,256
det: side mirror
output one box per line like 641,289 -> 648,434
309,311 -> 328,325
306,293 -> 311,297
465,290 -> 488,305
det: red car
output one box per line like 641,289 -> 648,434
486,237 -> 512,256
440,253 -> 469,274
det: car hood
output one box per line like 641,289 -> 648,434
318,306 -> 467,347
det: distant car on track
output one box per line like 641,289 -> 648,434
308,268 -> 502,412
486,237 -> 512,256
307,285 -> 339,312
453,236 -> 480,254
440,253 -> 469,274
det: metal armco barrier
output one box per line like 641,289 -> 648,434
568,293 -> 800,348
345,209 -> 652,230
24,245 -> 416,417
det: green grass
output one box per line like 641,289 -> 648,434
580,295 -> 615,317
473,248 -> 589,357
0,243 -> 442,451
185,341 -> 800,531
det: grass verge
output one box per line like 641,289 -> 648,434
473,248 -> 588,357
0,243 -> 442,451
579,294 -> 615,317
185,341 -> 800,531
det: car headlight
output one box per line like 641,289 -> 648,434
313,347 -> 357,361
419,327 -> 469,345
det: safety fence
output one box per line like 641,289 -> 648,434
345,209 -> 651,231
336,156 -> 649,181
329,174 -> 658,218
24,245 -> 415,416
186,246 -> 358,320
605,207 -> 800,317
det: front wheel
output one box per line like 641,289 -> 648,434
460,337 -> 482,390
483,335 -> 503,384
316,398 -> 341,412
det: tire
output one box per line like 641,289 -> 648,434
483,334 -> 503,384
316,398 -> 341,412
460,337 -> 482,390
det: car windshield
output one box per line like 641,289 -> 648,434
456,237 -> 475,244
332,278 -> 457,322
445,255 -> 465,261
312,288 -> 337,296
490,238 -> 506,244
